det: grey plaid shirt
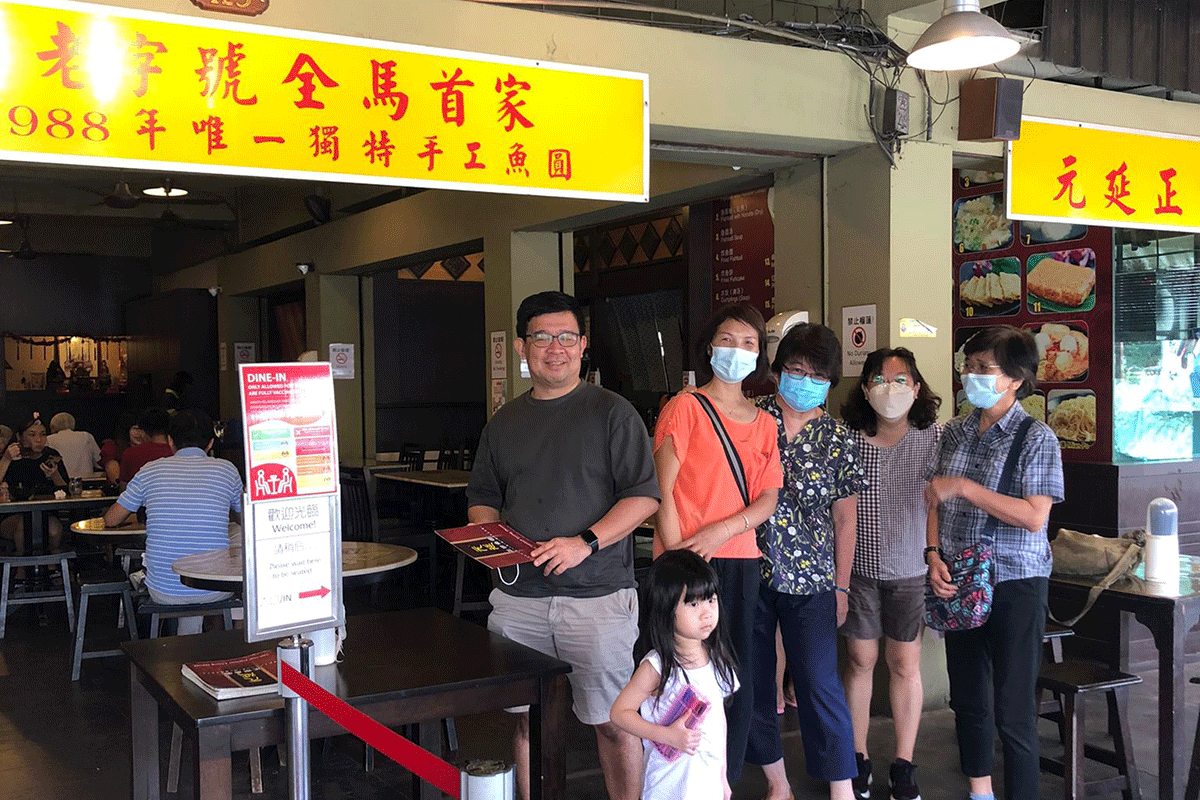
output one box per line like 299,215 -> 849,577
926,402 -> 1064,582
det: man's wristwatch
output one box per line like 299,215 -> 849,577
580,529 -> 600,554
924,545 -> 942,561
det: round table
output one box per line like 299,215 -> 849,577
172,541 -> 417,592
69,517 -> 146,536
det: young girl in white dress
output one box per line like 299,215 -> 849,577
611,550 -> 740,800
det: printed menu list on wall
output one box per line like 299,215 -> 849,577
712,188 -> 775,319
951,168 -> 1114,462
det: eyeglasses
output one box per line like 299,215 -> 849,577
782,365 -> 830,384
870,374 -> 912,386
962,360 -> 1002,375
527,331 -> 581,348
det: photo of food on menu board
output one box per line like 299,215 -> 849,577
958,257 -> 1021,317
1019,220 -> 1087,246
1048,389 -> 1097,447
1026,248 -> 1097,313
1027,321 -> 1089,382
953,192 -> 1013,253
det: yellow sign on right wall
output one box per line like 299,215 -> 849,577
1008,116 -> 1200,233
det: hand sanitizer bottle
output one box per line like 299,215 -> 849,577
1144,497 -> 1179,583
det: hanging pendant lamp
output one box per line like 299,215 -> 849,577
907,0 -> 1020,71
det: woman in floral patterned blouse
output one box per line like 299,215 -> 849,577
746,323 -> 865,800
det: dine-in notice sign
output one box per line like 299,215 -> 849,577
0,0 -> 648,200
238,362 -> 342,640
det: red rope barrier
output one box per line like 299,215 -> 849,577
279,661 -> 461,799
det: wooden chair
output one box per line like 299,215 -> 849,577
1185,675 -> 1200,800
1037,660 -> 1141,800
1039,622 -> 1074,743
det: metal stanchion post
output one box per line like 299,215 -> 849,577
278,635 -> 313,800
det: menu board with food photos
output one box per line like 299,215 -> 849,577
952,168 -> 1114,462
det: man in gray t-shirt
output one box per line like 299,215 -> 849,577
468,291 -> 659,800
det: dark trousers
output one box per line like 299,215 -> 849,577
711,557 -> 759,786
944,576 -> 1048,800
746,586 -> 856,782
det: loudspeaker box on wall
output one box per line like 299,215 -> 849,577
958,77 -> 1023,142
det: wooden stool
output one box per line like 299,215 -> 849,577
1038,660 -> 1141,800
1185,676 -> 1199,800
139,596 -> 240,638
71,570 -> 138,681
0,552 -> 76,638
1039,623 -> 1075,742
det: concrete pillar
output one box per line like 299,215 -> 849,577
825,140 -> 955,710
484,230 -> 572,410
773,160 -> 826,325
305,272 -> 366,462
217,293 -> 260,422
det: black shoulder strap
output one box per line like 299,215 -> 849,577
981,415 -> 1036,547
692,393 -> 752,508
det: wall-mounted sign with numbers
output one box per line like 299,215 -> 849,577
0,0 -> 649,201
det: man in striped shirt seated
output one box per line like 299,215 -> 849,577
105,408 -> 243,635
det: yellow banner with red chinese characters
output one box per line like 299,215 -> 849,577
0,0 -> 648,201
1008,117 -> 1200,233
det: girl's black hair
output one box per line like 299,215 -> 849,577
841,347 -> 942,436
636,550 -> 738,699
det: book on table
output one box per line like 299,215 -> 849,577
435,521 -> 537,568
181,650 -> 279,700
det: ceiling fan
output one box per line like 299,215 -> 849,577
0,215 -> 37,260
78,178 -> 231,210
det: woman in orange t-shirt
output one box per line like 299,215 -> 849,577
653,302 -> 783,788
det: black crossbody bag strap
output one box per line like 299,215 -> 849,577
692,393 -> 752,508
980,416 -> 1035,548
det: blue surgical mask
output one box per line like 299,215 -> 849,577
962,373 -> 1005,409
710,346 -> 758,384
778,372 -> 829,412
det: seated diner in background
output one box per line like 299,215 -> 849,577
46,412 -> 101,480
104,408 -> 242,635
99,411 -> 145,485
119,407 -> 173,485
0,413 -> 70,553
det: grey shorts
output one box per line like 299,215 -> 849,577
839,573 -> 925,643
488,587 -> 638,726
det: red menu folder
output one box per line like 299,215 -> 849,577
436,521 -> 537,569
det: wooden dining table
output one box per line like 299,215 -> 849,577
374,469 -> 471,489
1,494 -> 117,551
69,517 -> 146,536
172,541 -> 417,592
1049,554 -> 1200,800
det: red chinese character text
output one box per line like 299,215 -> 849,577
549,149 -> 572,180
197,43 -> 258,105
310,125 -> 339,161
38,22 -> 83,90
1155,168 -> 1183,216
283,53 -> 339,110
1053,155 -> 1085,209
418,136 -> 443,171
1105,162 -> 1136,216
361,60 -> 408,121
495,73 -> 534,132
136,108 -> 165,151
363,130 -> 394,167
464,142 -> 485,170
431,68 -> 474,127
131,33 -> 167,98
506,143 -> 530,177
193,115 -> 228,155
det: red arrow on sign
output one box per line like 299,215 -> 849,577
299,586 -> 331,599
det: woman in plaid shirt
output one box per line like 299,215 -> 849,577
925,327 -> 1063,800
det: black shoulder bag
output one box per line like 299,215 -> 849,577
692,393 -> 751,508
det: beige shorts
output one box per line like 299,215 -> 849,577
488,587 -> 638,726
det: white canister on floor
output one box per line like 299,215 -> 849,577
460,760 -> 514,800
1144,497 -> 1179,583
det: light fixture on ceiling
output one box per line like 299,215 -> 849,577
0,219 -> 11,226
906,0 -> 1020,72
143,179 -> 189,198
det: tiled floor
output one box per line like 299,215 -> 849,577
0,595 -> 1196,800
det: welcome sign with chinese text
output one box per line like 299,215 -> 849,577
0,0 -> 649,201
1008,117 -> 1199,233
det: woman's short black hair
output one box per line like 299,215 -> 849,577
841,347 -> 942,436
694,302 -> 771,384
15,414 -> 46,437
771,323 -> 842,386
964,326 -> 1038,400
515,291 -> 586,340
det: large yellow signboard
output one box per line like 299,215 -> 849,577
0,0 -> 649,201
1008,117 -> 1200,233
